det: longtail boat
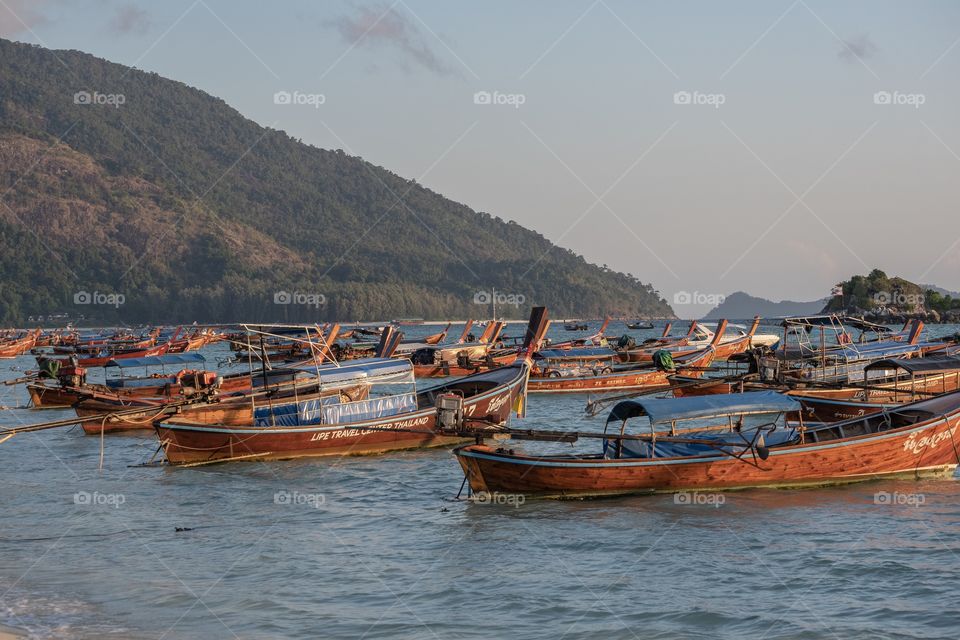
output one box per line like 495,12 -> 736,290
341,322 -> 471,361
526,320 -> 728,394
411,351 -> 518,378
27,353 -> 234,408
690,320 -> 780,349
67,329 -> 402,434
74,371 -> 372,434
60,342 -> 172,368
408,322 -> 512,377
423,323 -> 452,345
548,317 -> 611,350
621,321 -> 694,352
32,325 -> 362,427
620,317 -> 760,363
0,329 -> 40,358
775,316 -> 909,361
789,356 -> 960,421
235,325 -> 342,363
167,328 -> 222,353
770,319 -> 943,384
151,307 -> 550,464
454,390 -> 960,499
611,321 -> 696,359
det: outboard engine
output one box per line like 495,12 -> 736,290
176,370 -> 220,397
436,392 -> 464,431
745,346 -> 772,375
59,363 -> 87,388
758,355 -> 780,382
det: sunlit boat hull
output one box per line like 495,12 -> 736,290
528,348 -> 716,394
456,395 -> 960,498
154,363 -> 529,464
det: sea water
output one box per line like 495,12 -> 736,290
2,322 -> 959,639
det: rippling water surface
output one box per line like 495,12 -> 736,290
3,322 -> 960,639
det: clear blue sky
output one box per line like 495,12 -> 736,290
3,0 -> 959,316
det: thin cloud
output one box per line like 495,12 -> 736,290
324,3 -> 456,76
0,0 -> 49,37
109,4 -> 151,35
838,34 -> 878,62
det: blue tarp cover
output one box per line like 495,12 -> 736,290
606,391 -> 802,426
105,376 -> 178,389
253,393 -> 417,427
254,396 -> 341,427
321,393 -> 417,424
105,353 -> 207,368
611,425 -> 799,459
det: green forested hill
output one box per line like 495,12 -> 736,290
823,269 -> 960,322
0,38 -> 673,324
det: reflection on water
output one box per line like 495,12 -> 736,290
1,322 -> 960,638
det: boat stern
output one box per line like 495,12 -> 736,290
454,444 -> 495,493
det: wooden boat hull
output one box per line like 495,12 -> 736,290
530,347 -> 715,394
77,399 -> 172,434
28,383 -> 85,408
75,344 -> 170,367
155,417 -> 466,461
670,369 -> 960,401
27,376 -> 252,408
668,375 -> 739,396
623,336 -> 751,363
528,367 -> 675,394
0,335 -> 38,358
456,410 -> 960,498
154,364 -> 529,463
793,396 -> 892,422
104,376 -> 251,398
622,318 -> 758,363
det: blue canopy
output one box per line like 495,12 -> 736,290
606,391 -> 802,426
105,353 -> 207,368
